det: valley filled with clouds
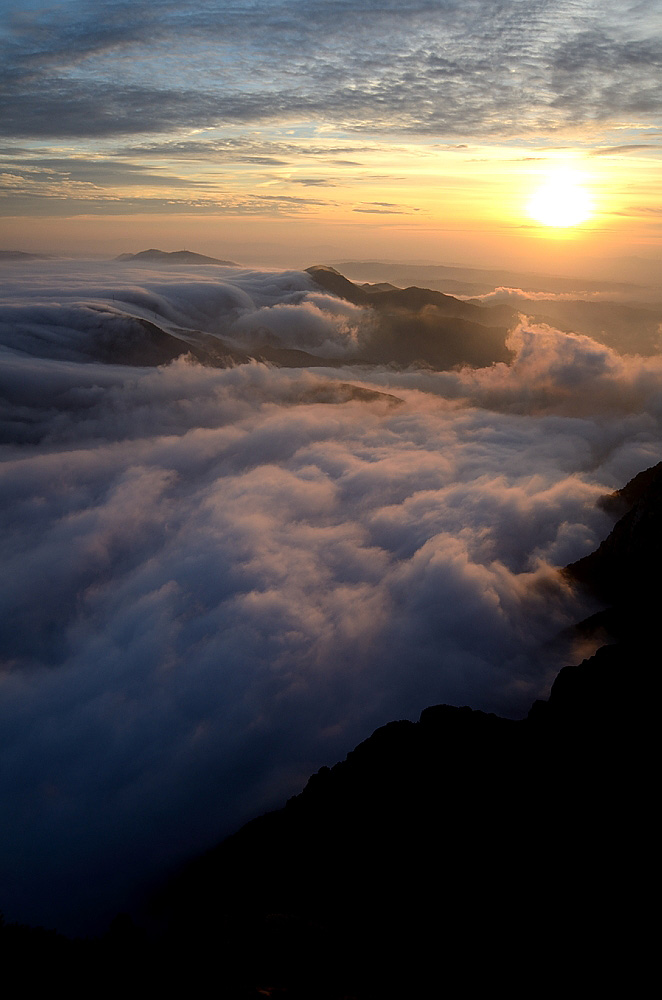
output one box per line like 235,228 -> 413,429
2,257 -> 661,932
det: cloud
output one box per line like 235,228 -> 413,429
589,143 -> 655,155
2,259 -> 662,935
466,286 -> 629,304
3,1 -> 659,222
353,207 -> 406,214
0,1 -> 659,141
229,294 -> 368,356
0,262 -> 373,369
460,288 -> 662,356
285,177 -> 335,186
115,138 -> 378,161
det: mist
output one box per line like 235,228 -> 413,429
1,258 -> 660,934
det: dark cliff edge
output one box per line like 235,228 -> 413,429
3,464 -> 658,997
564,461 -> 662,634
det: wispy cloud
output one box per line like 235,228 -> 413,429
590,144 -> 655,155
353,207 -> 405,214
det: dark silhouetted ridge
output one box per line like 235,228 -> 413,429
306,264 -> 371,304
565,461 -> 662,646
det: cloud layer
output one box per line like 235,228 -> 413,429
2,260 -> 661,934
1,1 -> 659,141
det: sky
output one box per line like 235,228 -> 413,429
1,0 -> 661,269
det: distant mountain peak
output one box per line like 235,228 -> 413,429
114,249 -> 238,266
0,250 -> 52,260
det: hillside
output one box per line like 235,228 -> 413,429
306,264 -> 514,368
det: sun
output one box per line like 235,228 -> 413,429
527,169 -> 593,228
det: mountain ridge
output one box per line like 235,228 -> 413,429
114,248 -> 239,265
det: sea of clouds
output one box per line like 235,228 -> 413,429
1,260 -> 661,933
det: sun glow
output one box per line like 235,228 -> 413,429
527,169 -> 593,228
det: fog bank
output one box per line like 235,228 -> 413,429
1,260 -> 659,933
